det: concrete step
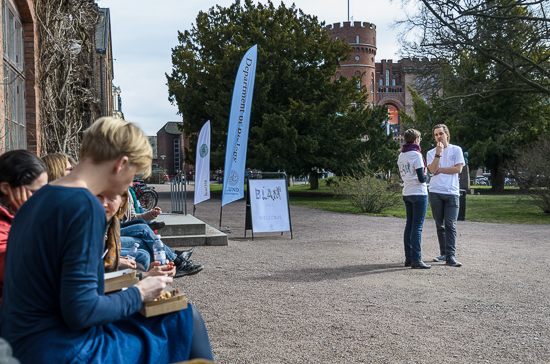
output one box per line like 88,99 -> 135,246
162,225 -> 228,247
154,214 -> 205,236
153,214 -> 228,246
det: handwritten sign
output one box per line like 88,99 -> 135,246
248,179 -> 291,233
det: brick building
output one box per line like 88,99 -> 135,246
150,122 -> 185,177
0,3 -> 115,155
327,21 -> 428,140
0,0 -> 39,153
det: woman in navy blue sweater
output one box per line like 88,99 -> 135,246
0,117 -> 213,363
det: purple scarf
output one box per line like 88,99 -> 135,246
401,143 -> 427,168
401,142 -> 421,154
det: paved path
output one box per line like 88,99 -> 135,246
152,184 -> 550,363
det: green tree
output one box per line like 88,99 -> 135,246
400,1 -> 550,192
167,0 -> 398,189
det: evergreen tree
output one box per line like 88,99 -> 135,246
167,0 -> 398,188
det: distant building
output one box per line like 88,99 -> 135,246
327,21 -> 431,141
150,122 -> 185,177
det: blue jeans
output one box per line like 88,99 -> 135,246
120,223 -> 177,262
429,192 -> 460,257
403,195 -> 428,262
120,240 -> 151,268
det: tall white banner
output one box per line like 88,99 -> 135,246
221,45 -> 257,206
194,120 -> 211,205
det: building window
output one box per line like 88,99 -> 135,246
2,1 -> 26,151
356,35 -> 359,43
379,79 -> 383,86
392,79 -> 395,86
173,139 -> 181,173
335,36 -> 338,40
385,70 -> 389,86
355,56 -> 360,61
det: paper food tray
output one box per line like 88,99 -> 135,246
104,268 -> 134,280
139,291 -> 188,317
104,270 -> 138,293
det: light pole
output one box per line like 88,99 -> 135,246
160,155 -> 166,184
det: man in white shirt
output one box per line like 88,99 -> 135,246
427,124 -> 464,267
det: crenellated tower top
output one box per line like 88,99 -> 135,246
326,21 -> 378,102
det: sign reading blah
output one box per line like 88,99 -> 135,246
249,179 -> 291,233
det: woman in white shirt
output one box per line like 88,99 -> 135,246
397,129 -> 431,269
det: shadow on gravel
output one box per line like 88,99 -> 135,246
255,263 -> 405,283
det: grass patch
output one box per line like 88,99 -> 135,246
288,185 -> 549,224
210,181 -> 549,224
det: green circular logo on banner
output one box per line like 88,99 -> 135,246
199,144 -> 208,158
228,170 -> 239,186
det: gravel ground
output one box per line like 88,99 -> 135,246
152,184 -> 550,363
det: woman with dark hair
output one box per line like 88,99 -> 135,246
0,150 -> 48,305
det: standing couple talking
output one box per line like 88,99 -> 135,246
397,124 -> 465,269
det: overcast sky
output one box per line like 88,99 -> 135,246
97,0 -> 413,136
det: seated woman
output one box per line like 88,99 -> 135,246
0,117 -> 213,363
100,192 -> 178,279
41,152 -> 151,273
0,150 -> 48,306
102,189 -> 152,272
41,153 -> 73,181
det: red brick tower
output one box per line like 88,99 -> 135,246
326,21 -> 377,104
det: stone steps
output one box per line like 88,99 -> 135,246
154,214 -> 228,246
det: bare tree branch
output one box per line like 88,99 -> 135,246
35,0 -> 101,157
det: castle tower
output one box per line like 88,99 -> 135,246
326,21 -> 377,104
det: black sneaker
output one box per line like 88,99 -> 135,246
433,254 -> 446,262
174,247 -> 195,261
174,259 -> 203,278
404,259 -> 412,267
148,221 -> 165,231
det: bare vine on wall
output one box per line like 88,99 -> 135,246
35,0 -> 100,158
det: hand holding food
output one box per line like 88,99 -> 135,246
135,276 -> 172,302
143,261 -> 176,278
150,207 -> 162,218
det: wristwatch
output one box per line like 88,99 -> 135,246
435,154 -> 441,158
